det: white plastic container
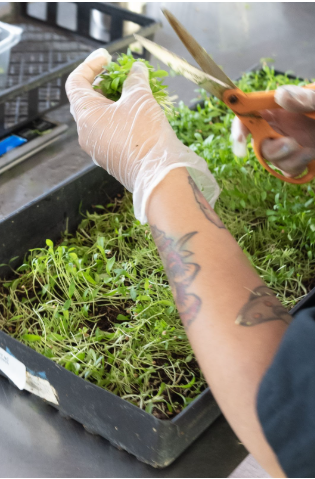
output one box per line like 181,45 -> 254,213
0,21 -> 23,90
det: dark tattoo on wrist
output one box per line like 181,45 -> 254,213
188,176 -> 225,229
151,225 -> 201,329
236,285 -> 292,327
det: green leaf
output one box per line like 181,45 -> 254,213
47,333 -> 65,341
178,376 -> 195,389
204,134 -> 214,146
138,295 -> 151,302
9,315 -> 23,321
11,278 -> 20,291
151,70 -> 168,78
75,352 -> 86,361
157,382 -> 166,396
9,256 -> 19,263
117,314 -> 129,321
130,286 -> 137,301
194,132 -> 203,142
100,274 -> 112,284
156,300 -> 173,306
21,334 -> 42,342
106,255 -> 116,275
63,299 -> 71,310
97,245 -> 106,260
46,239 -> 53,247
97,236 -> 105,247
68,281 -> 76,299
111,77 -> 120,91
82,272 -> 97,285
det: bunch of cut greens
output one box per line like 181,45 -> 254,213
95,50 -> 173,113
1,61 -> 315,418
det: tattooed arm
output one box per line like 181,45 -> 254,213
147,167 -> 290,477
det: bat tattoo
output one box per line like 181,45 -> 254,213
235,285 -> 292,327
151,225 -> 201,329
188,176 -> 226,229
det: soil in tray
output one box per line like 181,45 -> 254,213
1,66 -> 315,418
0,194 -> 206,420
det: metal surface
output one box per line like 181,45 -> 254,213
0,120 -> 68,174
0,106 -> 89,221
0,374 -> 246,478
134,34 -> 230,100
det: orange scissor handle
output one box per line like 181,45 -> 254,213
223,85 -> 315,184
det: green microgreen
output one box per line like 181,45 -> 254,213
170,63 -> 315,307
95,49 -> 173,113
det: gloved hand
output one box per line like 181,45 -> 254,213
231,85 -> 315,177
66,48 -> 220,224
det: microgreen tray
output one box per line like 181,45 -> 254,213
1,163 -> 314,467
0,165 -> 221,468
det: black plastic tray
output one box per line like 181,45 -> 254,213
0,2 -> 161,138
1,164 -> 314,467
0,166 -> 221,468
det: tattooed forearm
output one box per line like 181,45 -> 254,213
188,176 -> 226,229
235,285 -> 292,326
151,225 -> 201,329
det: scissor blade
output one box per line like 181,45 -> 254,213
134,34 -> 230,100
162,9 -> 236,89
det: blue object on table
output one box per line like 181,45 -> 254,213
0,135 -> 27,156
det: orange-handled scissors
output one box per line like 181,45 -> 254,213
135,10 -> 315,184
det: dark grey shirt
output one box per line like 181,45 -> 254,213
257,307 -> 315,478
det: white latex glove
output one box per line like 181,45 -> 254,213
66,48 -> 220,224
231,85 -> 315,177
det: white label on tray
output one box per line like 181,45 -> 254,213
25,372 -> 59,405
0,347 -> 26,390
